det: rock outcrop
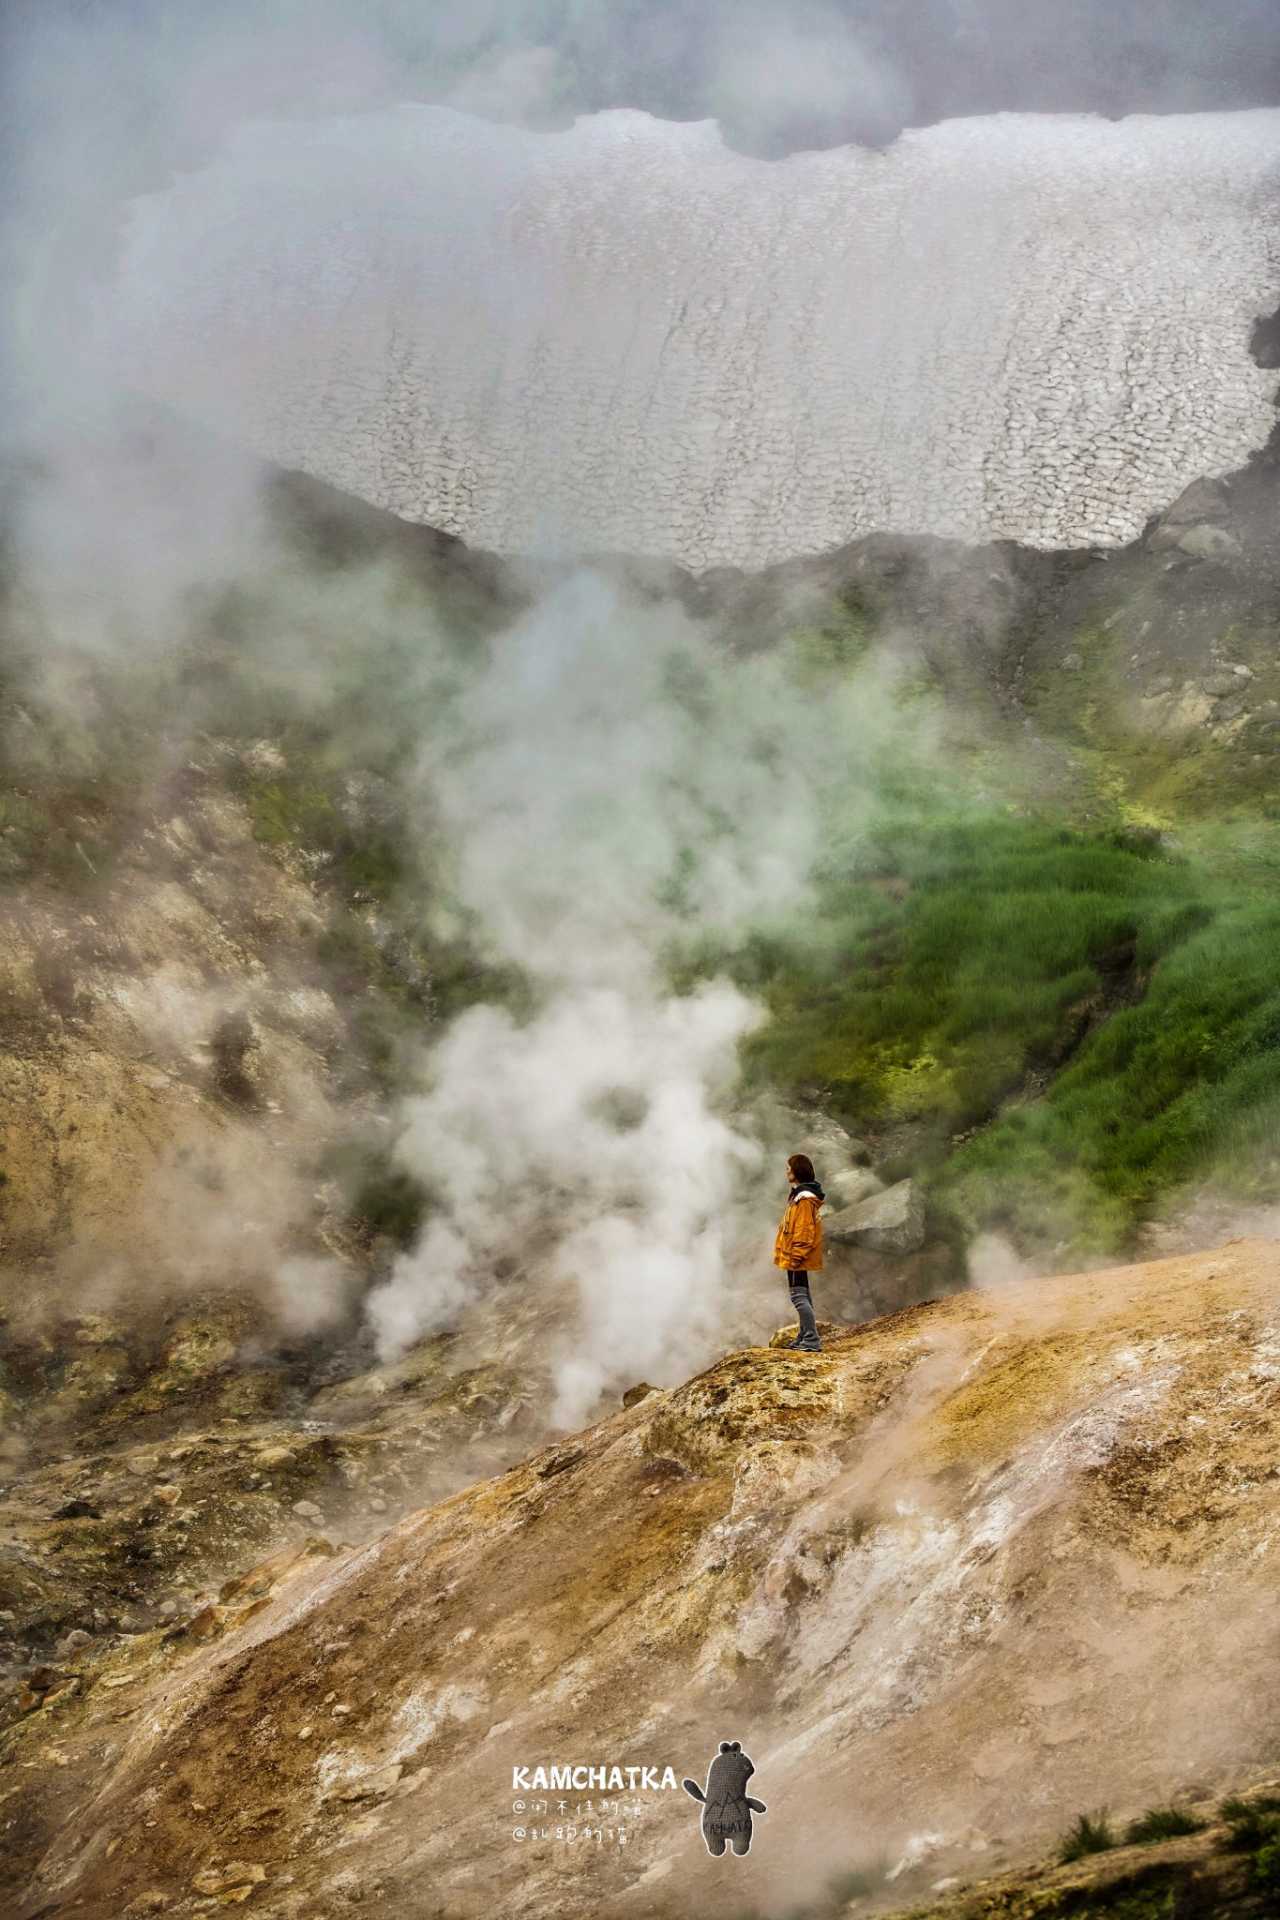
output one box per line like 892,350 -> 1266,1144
828,1174 -> 926,1252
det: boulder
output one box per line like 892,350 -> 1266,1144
1152,476 -> 1230,537
824,1167 -> 885,1214
831,1178 -> 926,1254
1174,524 -> 1241,562
782,1109 -> 872,1167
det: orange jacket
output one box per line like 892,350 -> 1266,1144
773,1188 -> 824,1271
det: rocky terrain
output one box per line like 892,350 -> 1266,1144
2,373 -> 1280,1920
6,1234 -> 1280,1918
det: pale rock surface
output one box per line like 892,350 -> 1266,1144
13,1240 -> 1280,1918
830,1174 -> 927,1251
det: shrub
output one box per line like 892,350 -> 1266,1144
1252,1837 -> 1280,1891
1123,1806 -> 1205,1844
1059,1810 -> 1117,1863
1218,1793 -> 1280,1851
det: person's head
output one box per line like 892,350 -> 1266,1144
787,1152 -> 816,1187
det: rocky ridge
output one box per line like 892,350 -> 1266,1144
6,1235 -> 1279,1918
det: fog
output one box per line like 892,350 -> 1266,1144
1,1 -> 1276,1417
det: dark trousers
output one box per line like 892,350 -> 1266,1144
786,1270 -> 821,1348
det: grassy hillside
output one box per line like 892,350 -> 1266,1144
4,461 -> 1279,1277
738,808 -> 1280,1260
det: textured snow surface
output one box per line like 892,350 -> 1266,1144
112,106 -> 1280,569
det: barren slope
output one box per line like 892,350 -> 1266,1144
8,1235 -> 1280,1918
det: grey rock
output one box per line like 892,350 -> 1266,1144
1203,670 -> 1244,697
1175,524 -> 1241,562
1061,651 -> 1083,671
782,1109 -> 871,1168
1154,476 -> 1230,533
825,1167 -> 886,1214
291,1499 -> 324,1523
55,1629 -> 93,1657
832,1178 -> 926,1254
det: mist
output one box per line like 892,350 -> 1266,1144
2,0 -> 1277,1417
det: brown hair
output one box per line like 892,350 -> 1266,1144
787,1152 -> 816,1184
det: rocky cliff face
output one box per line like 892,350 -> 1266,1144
8,1236 -> 1280,1918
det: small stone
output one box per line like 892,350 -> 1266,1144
152,1485 -> 181,1507
1061,651 -> 1083,671
297,1725 -> 314,1740
368,1496 -> 388,1514
186,1605 -> 226,1642
191,1863 -> 267,1897
331,1703 -> 352,1716
55,1629 -> 93,1657
291,1500 -> 323,1523
337,1763 -> 402,1801
41,1679 -> 81,1711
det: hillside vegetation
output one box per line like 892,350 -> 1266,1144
4,457 -> 1280,1283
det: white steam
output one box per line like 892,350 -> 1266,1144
367,571 -> 843,1424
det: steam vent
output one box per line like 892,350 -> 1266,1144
113,105 -> 1280,569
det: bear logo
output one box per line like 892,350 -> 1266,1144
682,1740 -> 767,1856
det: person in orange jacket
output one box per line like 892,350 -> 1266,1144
773,1152 -> 825,1352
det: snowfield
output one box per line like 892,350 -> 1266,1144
111,105 -> 1280,569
